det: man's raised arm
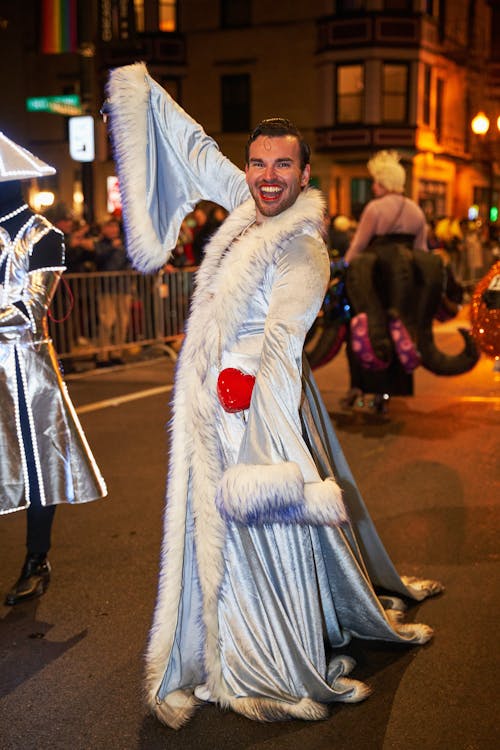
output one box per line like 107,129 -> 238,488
106,62 -> 249,273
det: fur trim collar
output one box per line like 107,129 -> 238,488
183,188 -> 326,367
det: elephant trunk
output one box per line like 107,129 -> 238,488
345,253 -> 392,363
413,250 -> 479,375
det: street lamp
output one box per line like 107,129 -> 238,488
470,111 -> 500,223
471,111 -> 490,135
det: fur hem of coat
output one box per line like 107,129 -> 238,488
150,689 -> 200,730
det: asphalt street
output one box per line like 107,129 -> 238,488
0,320 -> 498,750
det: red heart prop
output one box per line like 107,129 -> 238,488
217,368 -> 256,413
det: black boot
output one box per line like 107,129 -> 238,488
4,554 -> 51,606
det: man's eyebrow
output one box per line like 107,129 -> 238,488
248,157 -> 294,164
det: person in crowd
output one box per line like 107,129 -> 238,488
434,215 -> 463,281
45,203 -> 97,273
44,203 -> 98,364
426,219 -> 444,251
191,203 -> 228,265
106,63 -> 442,729
0,132 -> 107,605
341,150 -> 430,413
93,217 -> 132,366
327,214 -> 352,258
460,218 -> 485,284
168,218 -> 195,269
344,151 -> 428,265
186,202 -> 208,263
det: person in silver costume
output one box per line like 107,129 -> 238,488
0,132 -> 107,605
106,63 -> 443,729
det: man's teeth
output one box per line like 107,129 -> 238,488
261,186 -> 282,194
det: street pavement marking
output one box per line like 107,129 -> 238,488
76,384 -> 174,414
75,388 -> 498,416
459,396 -> 500,403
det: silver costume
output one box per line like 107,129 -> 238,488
0,212 -> 107,514
107,63 -> 443,729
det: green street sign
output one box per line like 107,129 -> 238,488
26,95 -> 81,115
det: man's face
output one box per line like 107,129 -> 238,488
245,135 -> 310,223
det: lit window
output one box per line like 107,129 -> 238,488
159,1 -> 176,32
336,64 -> 364,124
134,0 -> 144,32
382,63 -> 408,122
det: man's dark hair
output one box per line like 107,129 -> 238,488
245,118 -> 311,171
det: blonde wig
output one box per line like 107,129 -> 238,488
367,150 -> 406,193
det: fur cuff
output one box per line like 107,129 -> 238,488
216,463 -> 346,526
304,478 -> 347,525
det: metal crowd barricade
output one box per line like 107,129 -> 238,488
48,269 -> 195,364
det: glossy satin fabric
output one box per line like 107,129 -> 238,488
146,75 -> 250,252
0,216 -> 107,514
157,228 -> 420,707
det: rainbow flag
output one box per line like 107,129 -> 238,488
41,0 -> 78,54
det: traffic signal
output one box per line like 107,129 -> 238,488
490,206 -> 498,223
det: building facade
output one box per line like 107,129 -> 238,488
175,0 -> 499,224
0,0 -> 498,226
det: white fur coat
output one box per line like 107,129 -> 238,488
107,63 -> 443,731
145,189 -> 348,728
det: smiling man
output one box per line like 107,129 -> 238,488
106,62 -> 443,731
244,119 -> 310,220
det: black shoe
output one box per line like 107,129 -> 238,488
371,393 -> 390,415
4,555 -> 51,606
